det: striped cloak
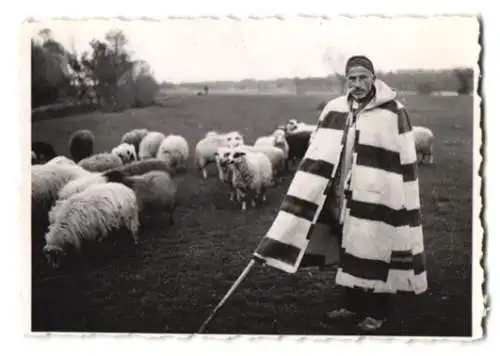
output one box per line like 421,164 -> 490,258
253,79 -> 428,295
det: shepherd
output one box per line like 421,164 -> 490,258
253,55 -> 428,332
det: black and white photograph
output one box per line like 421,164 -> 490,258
25,15 -> 483,338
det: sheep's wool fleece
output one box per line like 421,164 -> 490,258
45,183 -> 139,251
253,79 -> 427,295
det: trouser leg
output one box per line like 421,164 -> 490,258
358,290 -> 392,319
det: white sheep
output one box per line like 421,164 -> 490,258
413,126 -> 435,164
156,134 -> 190,173
285,118 -> 316,134
121,128 -> 149,155
43,182 -> 140,269
214,146 -> 237,201
32,163 -> 91,215
50,170 -> 127,224
45,156 -> 76,166
138,131 -> 166,160
227,147 -> 273,211
121,170 -> 178,225
78,152 -> 124,172
195,131 -> 245,179
111,143 -> 137,165
240,145 -> 286,183
105,158 -> 174,177
254,128 -> 290,167
31,163 -> 92,239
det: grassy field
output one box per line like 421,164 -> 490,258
30,93 -> 475,336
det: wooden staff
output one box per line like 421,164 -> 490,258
197,259 -> 257,333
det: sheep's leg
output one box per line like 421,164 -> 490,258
428,145 -> 434,164
236,189 -> 247,210
416,151 -> 423,164
229,188 -> 235,202
130,215 -> 140,245
216,162 -> 224,181
252,188 -> 261,207
261,187 -> 267,202
201,167 -> 208,179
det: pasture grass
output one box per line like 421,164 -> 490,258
30,93 -> 475,336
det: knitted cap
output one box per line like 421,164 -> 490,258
345,55 -> 375,75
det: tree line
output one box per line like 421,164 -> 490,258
31,28 -> 160,111
170,67 -> 474,96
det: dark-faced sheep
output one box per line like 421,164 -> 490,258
68,129 -> 95,163
32,141 -> 57,164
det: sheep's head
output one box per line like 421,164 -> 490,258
113,144 -> 137,164
272,129 -> 287,144
43,244 -> 66,269
225,132 -> 244,148
215,147 -> 233,167
285,119 -> 299,133
227,149 -> 247,166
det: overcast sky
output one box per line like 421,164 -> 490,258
28,16 -> 480,83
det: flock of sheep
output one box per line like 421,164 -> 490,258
31,113 -> 435,270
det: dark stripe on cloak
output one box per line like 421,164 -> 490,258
355,143 -> 401,175
298,158 -> 335,179
389,251 -> 426,274
340,248 -> 390,281
401,163 -> 418,182
253,237 -> 301,265
319,111 -> 349,130
340,249 -> 427,282
280,195 -> 318,222
347,200 -> 422,227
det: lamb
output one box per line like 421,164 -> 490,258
195,131 -> 245,179
68,129 -> 95,162
156,134 -> 190,173
32,163 -> 91,218
120,171 -> 178,225
138,131 -> 166,160
240,145 -> 286,183
105,158 -> 174,177
285,118 -> 316,134
45,156 -> 76,166
214,147 -> 237,201
254,128 -> 290,170
32,141 -> 57,164
227,147 -> 273,211
43,182 -> 140,269
225,131 -> 244,148
111,143 -> 137,165
413,126 -> 435,164
121,128 -> 149,156
31,163 -> 92,241
78,152 -> 124,172
51,170 -> 127,222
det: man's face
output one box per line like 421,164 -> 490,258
346,66 -> 375,100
